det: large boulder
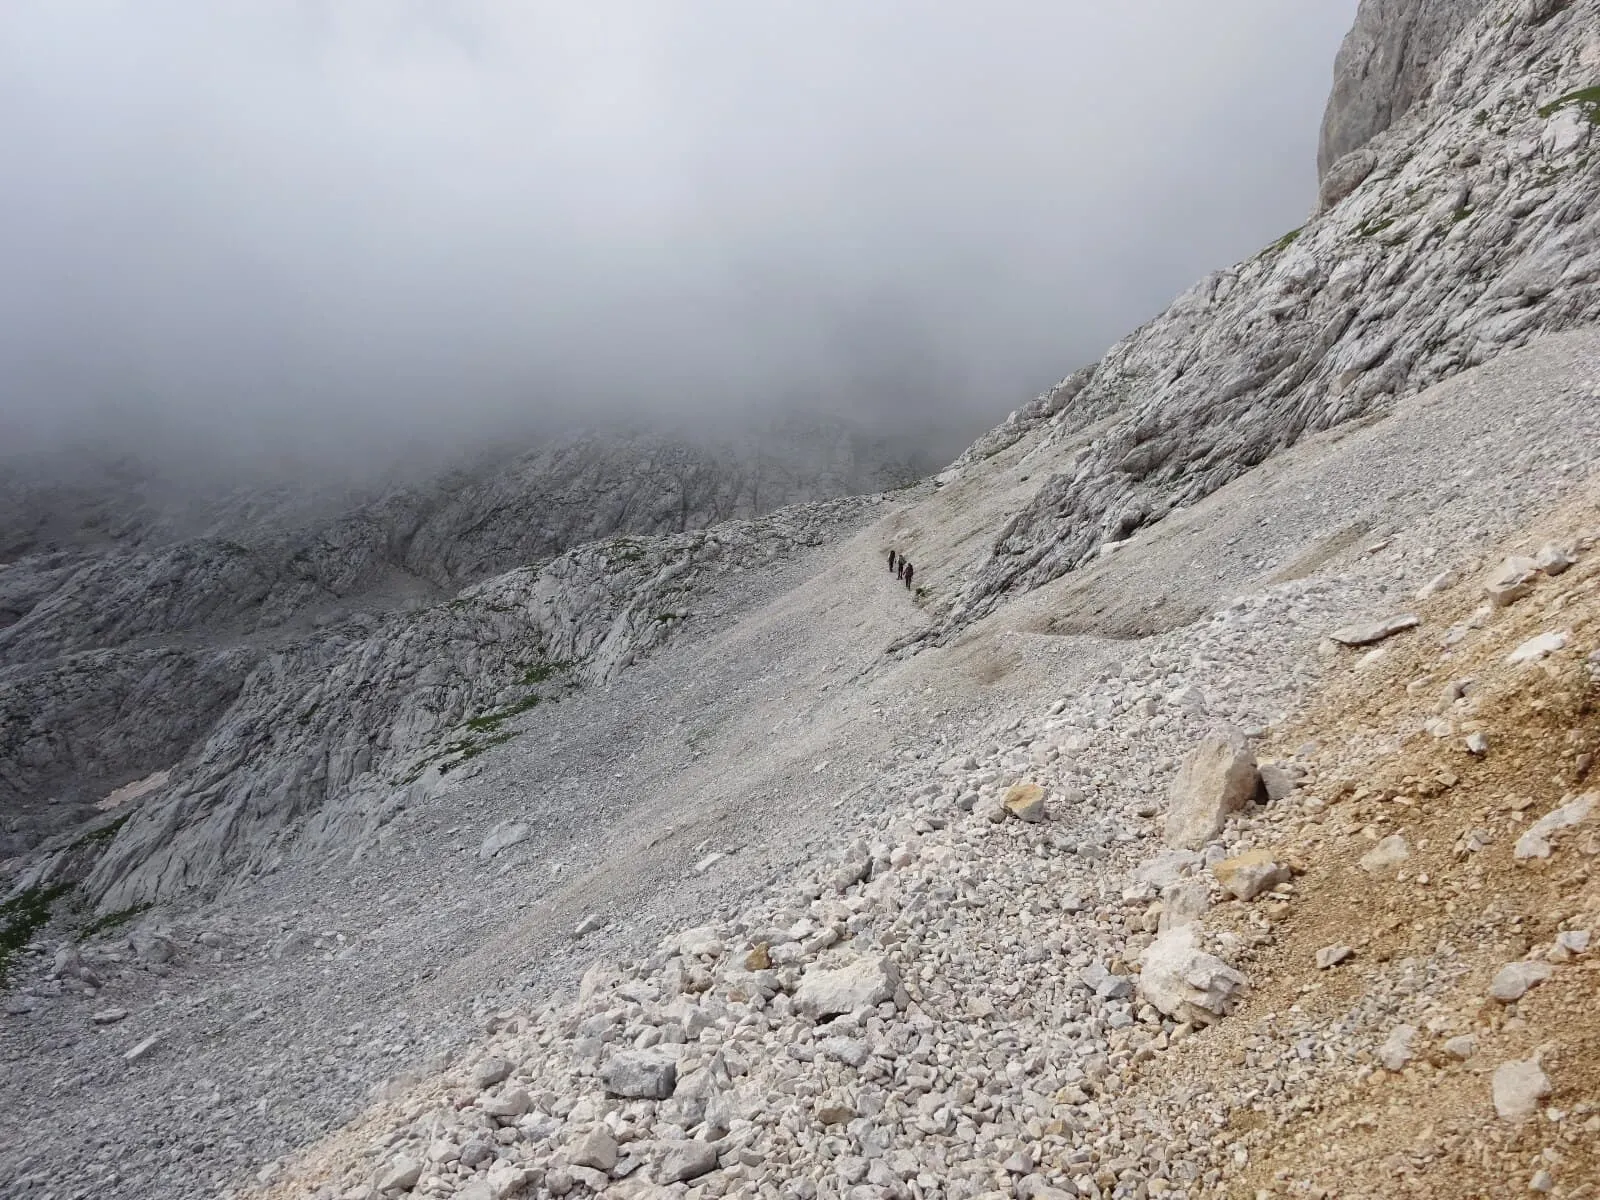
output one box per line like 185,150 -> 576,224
1137,924 -> 1248,1025
1164,727 -> 1260,850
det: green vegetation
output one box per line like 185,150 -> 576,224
515,660 -> 569,687
1472,109 -> 1491,127
1,883 -> 73,983
296,701 -> 321,727
78,903 -> 151,940
1354,214 -> 1397,239
1267,226 -> 1304,254
69,812 -> 131,852
607,537 -> 646,564
1451,204 -> 1476,224
1538,85 -> 1600,124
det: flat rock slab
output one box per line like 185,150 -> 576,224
1330,614 -> 1420,646
1492,1057 -> 1551,1122
794,955 -> 898,1019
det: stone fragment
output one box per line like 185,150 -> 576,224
1159,879 -> 1211,932
1137,925 -> 1247,1025
1257,763 -> 1300,802
601,1048 -> 679,1100
677,927 -> 725,959
480,1089 -> 531,1119
472,1056 -> 514,1089
479,819 -> 530,861
1315,945 -> 1353,969
1465,731 -> 1489,756
1515,794 -> 1595,859
1004,782 -> 1046,823
91,1007 -> 130,1025
1485,556 -> 1539,607
569,1127 -> 618,1172
1359,833 -> 1409,874
1212,850 -> 1289,901
1330,614 -> 1419,646
816,1095 -> 855,1125
1442,1034 -> 1477,1060
1378,1025 -> 1417,1071
657,1140 -> 718,1184
123,1032 -> 164,1062
974,793 -> 1007,824
1164,727 -> 1260,850
1507,630 -> 1568,665
794,955 -> 898,1019
1489,960 -> 1553,1002
376,1156 -> 423,1193
1416,569 -> 1458,599
1535,543 -> 1575,575
573,914 -> 605,938
1492,1057 -> 1551,1122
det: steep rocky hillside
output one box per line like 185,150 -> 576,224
0,423 -> 919,865
3,2 -> 1600,1198
933,0 -> 1600,642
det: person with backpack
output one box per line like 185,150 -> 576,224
889,549 -> 899,573
903,560 -> 914,589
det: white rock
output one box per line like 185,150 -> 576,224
657,1140 -> 718,1184
569,1126 -> 618,1172
1492,1057 -> 1551,1122
794,955 -> 899,1019
1485,556 -> 1539,607
1314,945 -> 1353,969
1514,794 -> 1595,859
472,1056 -> 514,1088
1378,1025 -> 1417,1071
1416,569 -> 1458,599
1164,727 -> 1260,850
1330,614 -> 1420,646
1137,924 -> 1247,1025
479,819 -> 530,861
1506,630 -> 1568,665
1488,960 -> 1553,1002
376,1156 -> 423,1192
91,1007 -> 130,1025
1535,543 -> 1575,575
123,1032 -> 165,1062
1359,833 -> 1410,874
1442,1034 -> 1477,1061
601,1048 -> 679,1099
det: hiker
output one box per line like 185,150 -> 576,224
903,561 -> 914,589
888,548 -> 899,573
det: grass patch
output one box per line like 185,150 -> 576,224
69,812 -> 131,852
296,701 -> 321,727
1354,214 -> 1396,239
1451,204 -> 1475,225
1538,84 -> 1600,124
1267,226 -> 1303,254
78,903 -> 151,940
0,883 -> 74,984
515,660 -> 570,687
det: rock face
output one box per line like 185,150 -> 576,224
930,0 -> 1600,643
1317,0 -> 1494,176
1164,728 -> 1260,849
1,422 -> 910,889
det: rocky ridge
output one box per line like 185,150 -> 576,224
936,0 -> 1600,642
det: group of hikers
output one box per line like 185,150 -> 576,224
887,548 -> 914,589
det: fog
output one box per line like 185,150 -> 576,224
0,1 -> 1359,480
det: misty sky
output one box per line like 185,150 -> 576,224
0,1 -> 1359,477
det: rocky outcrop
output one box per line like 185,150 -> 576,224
1318,0 -> 1494,177
0,424 -> 913,862
933,0 -> 1600,641
67,496 -> 873,909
